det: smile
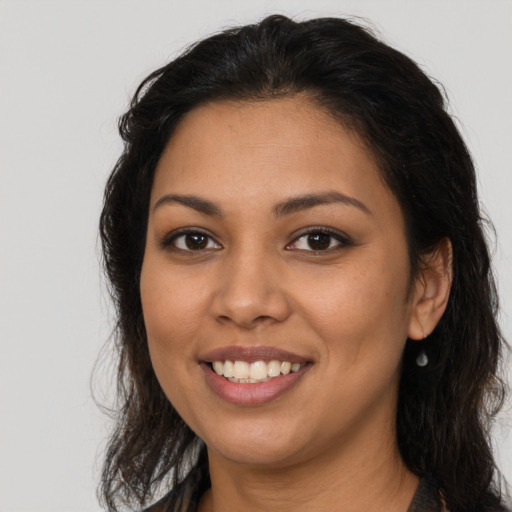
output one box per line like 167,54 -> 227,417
199,346 -> 313,405
210,360 -> 305,383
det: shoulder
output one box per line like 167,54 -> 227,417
408,478 -> 442,512
140,491 -> 196,512
140,494 -> 189,512
408,478 -> 510,512
139,462 -> 208,512
141,503 -> 169,512
483,497 -> 512,512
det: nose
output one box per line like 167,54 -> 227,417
211,248 -> 292,329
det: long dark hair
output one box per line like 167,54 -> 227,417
99,15 -> 508,511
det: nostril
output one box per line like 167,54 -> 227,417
216,315 -> 231,324
254,315 -> 272,322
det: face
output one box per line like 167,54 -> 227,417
140,97 -> 421,468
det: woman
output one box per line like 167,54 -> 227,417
99,15 -> 509,512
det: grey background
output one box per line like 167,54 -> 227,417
1,1 -> 510,510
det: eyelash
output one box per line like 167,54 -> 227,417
161,226 -> 353,253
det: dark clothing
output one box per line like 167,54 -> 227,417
408,478 -> 442,512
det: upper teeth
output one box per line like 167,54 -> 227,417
212,360 -> 304,383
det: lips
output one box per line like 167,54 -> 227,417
199,346 -> 313,405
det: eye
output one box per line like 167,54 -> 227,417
288,229 -> 351,252
164,230 -> 222,251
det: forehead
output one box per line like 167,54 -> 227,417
161,96 -> 372,162
151,97 -> 396,218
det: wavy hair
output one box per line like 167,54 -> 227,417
99,15 -> 508,511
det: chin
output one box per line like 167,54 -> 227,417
201,420 -> 309,467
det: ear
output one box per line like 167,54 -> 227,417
408,238 -> 453,340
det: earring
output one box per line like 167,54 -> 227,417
416,330 -> 429,367
416,349 -> 428,367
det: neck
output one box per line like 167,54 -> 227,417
199,423 -> 419,512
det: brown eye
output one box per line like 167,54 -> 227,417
288,229 -> 351,252
170,232 -> 221,251
307,233 -> 331,250
185,234 -> 208,250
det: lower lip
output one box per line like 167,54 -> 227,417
200,362 -> 312,405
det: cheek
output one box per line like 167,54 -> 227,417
295,257 -> 411,367
140,260 -> 204,414
141,254 -> 206,340
140,257 -> 200,381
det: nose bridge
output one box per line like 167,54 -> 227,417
212,240 -> 290,327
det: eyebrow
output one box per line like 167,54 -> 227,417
153,194 -> 223,216
153,191 -> 371,218
273,191 -> 372,218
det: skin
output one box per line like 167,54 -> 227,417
140,96 -> 452,512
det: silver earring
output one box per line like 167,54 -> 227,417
416,349 -> 428,367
